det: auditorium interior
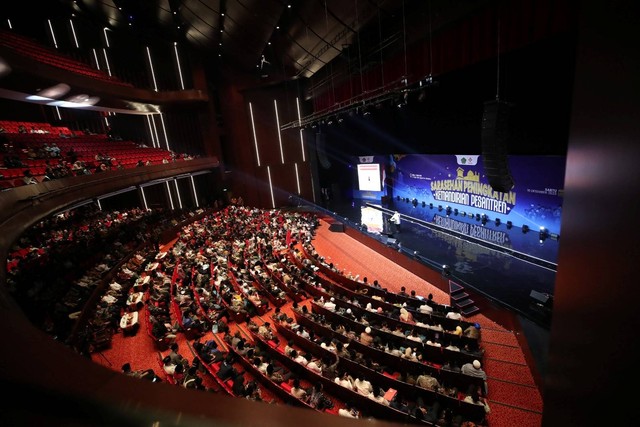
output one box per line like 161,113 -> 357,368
0,1 -> 639,426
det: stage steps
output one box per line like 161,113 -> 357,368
449,281 -> 480,317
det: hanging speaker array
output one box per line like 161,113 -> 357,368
481,99 -> 515,193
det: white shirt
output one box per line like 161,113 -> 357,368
338,408 -> 358,418
324,301 -> 336,311
418,304 -> 433,314
446,311 -> 462,320
354,379 -> 373,396
390,212 -> 401,224
294,355 -> 308,366
335,377 -> 353,388
307,360 -> 322,373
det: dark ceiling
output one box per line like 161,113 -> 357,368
4,0 -> 493,82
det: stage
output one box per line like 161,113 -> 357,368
292,196 -> 556,329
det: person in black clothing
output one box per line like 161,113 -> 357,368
216,354 -> 238,381
232,373 -> 247,396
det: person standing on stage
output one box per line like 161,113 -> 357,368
389,211 -> 401,233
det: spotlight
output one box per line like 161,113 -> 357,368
461,211 -> 466,217
413,250 -> 420,258
506,221 -> 513,229
481,217 -> 487,225
429,203 -> 433,209
453,208 -> 458,215
0,56 -> 11,78
495,218 -> 501,226
412,198 -> 418,207
475,213 -> 481,221
438,205 -> 443,211
522,225 -> 530,233
396,196 -> 401,201
421,201 -> 426,207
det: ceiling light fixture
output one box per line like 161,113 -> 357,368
0,56 -> 12,78
37,83 -> 71,99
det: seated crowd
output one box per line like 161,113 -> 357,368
1,120 -> 199,188
7,202 -> 488,426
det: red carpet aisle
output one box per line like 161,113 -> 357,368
311,219 -> 543,426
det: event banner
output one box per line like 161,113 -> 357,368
386,154 -> 566,234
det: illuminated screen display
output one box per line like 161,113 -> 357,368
357,163 -> 382,191
360,206 -> 384,234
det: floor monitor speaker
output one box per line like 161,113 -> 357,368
329,222 -> 345,232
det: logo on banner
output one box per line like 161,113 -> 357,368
359,156 -> 375,163
455,155 -> 479,166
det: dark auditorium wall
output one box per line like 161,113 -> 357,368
218,70 -> 315,208
542,1 -> 640,426
0,98 -> 49,123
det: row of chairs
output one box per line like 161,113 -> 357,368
0,29 -> 132,87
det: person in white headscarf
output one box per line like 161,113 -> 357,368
399,306 -> 415,324
360,327 -> 374,346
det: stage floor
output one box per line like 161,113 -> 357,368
313,198 -> 556,329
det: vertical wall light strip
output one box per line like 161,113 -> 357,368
48,20 -> 58,48
150,115 -> 160,148
190,176 -> 200,207
104,116 -> 110,127
299,129 -> 306,162
7,19 -> 13,29
146,115 -> 156,147
296,97 -> 302,126
274,100 -> 285,164
296,97 -> 306,161
54,106 -> 61,120
92,49 -> 101,70
103,28 -> 110,47
174,180 -> 183,209
102,49 -> 112,75
266,166 -> 276,209
69,19 -> 79,48
159,113 -> 171,151
140,187 -> 149,210
173,42 -> 185,90
146,46 -> 158,91
96,199 -> 102,211
310,171 -> 317,203
294,163 -> 301,194
249,102 -> 261,167
165,182 -> 175,210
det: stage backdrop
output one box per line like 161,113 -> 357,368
366,154 -> 566,234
